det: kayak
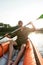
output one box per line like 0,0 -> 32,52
23,40 -> 36,65
0,41 -> 10,57
23,40 -> 43,65
0,40 -> 43,65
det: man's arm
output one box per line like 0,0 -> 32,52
28,22 -> 36,32
28,22 -> 36,30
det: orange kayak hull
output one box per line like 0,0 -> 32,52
0,40 -> 43,65
0,41 -> 10,57
23,40 -> 36,65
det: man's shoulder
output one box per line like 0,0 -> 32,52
24,27 -> 31,31
24,27 -> 29,29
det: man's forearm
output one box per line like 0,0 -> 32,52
31,22 -> 36,30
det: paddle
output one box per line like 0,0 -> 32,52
0,14 -> 42,40
0,22 -> 31,40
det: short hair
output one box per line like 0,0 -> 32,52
18,20 -> 23,24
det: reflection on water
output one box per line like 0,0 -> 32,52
28,32 -> 43,57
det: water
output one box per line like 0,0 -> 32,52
29,32 -> 43,57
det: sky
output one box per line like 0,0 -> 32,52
0,0 -> 43,28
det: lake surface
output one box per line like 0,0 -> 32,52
29,32 -> 43,57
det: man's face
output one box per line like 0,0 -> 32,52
18,22 -> 23,27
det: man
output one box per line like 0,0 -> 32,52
7,21 -> 36,65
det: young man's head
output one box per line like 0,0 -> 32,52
18,20 -> 23,27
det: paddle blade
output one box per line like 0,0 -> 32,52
37,14 -> 43,20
